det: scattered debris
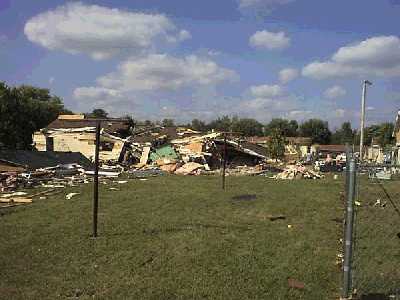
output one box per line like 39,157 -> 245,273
373,198 -> 387,208
275,164 -> 323,180
268,215 -> 286,221
0,197 -> 32,203
66,193 -> 79,200
288,278 -> 305,290
231,194 -> 257,201
175,162 -> 204,175
0,191 -> 28,198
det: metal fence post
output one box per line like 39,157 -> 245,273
342,158 -> 357,299
93,121 -> 100,238
222,133 -> 227,190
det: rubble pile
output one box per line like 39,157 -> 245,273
121,127 -> 268,176
275,164 -> 324,180
0,172 -> 19,192
1,119 -> 343,207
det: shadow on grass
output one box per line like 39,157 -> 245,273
359,293 -> 390,300
142,222 -> 253,235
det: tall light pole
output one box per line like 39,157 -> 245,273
359,80 -> 372,160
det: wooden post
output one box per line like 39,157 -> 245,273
222,133 -> 227,190
93,121 -> 100,237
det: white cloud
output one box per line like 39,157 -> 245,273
49,77 -> 55,85
323,85 -> 347,99
73,87 -> 123,100
249,30 -> 290,50
97,54 -> 238,92
24,2 -> 190,60
279,68 -> 298,84
303,36 -> 400,79
239,0 -> 295,14
335,108 -> 346,118
207,49 -> 222,56
250,84 -> 284,98
72,54 -> 238,117
178,30 -> 191,41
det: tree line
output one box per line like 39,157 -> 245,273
152,116 -> 394,147
0,82 -> 395,150
0,82 -> 71,150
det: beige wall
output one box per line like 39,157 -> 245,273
33,132 -> 47,151
33,132 -> 124,161
366,146 -> 384,163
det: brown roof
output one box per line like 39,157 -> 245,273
130,126 -> 201,144
45,118 -> 131,133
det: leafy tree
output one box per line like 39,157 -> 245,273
331,122 -> 355,145
162,118 -> 175,127
376,123 -> 394,147
267,129 -> 286,160
266,118 -> 298,137
86,108 -> 108,118
207,115 -> 232,132
191,118 -> 207,132
231,117 -> 263,136
299,119 -> 331,144
0,82 -> 69,149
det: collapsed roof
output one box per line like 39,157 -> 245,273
0,150 -> 93,170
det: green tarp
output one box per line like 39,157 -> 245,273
149,145 -> 179,162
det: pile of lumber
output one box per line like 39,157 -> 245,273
275,164 -> 323,180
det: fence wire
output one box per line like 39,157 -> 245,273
351,168 -> 400,299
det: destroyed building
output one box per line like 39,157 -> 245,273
33,114 -> 133,162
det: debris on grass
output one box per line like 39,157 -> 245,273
274,164 -> 323,180
66,193 -> 80,200
373,198 -> 387,208
268,215 -> 286,221
0,197 -> 32,203
231,194 -> 257,201
0,191 -> 28,198
287,278 -> 305,290
175,162 -> 204,175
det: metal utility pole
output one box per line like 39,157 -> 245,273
93,121 -> 101,238
359,80 -> 372,161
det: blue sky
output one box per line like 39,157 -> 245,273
1,0 -> 400,128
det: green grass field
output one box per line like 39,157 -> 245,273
0,175 -> 353,299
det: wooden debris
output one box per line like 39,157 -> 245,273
175,162 -> 204,175
66,193 -> 79,200
0,197 -> 32,203
288,278 -> 305,290
275,164 -> 323,180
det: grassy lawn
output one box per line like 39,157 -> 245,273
0,175 -> 345,299
352,177 -> 400,297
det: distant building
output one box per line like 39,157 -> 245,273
392,110 -> 400,164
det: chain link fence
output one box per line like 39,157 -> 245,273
343,161 -> 400,299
